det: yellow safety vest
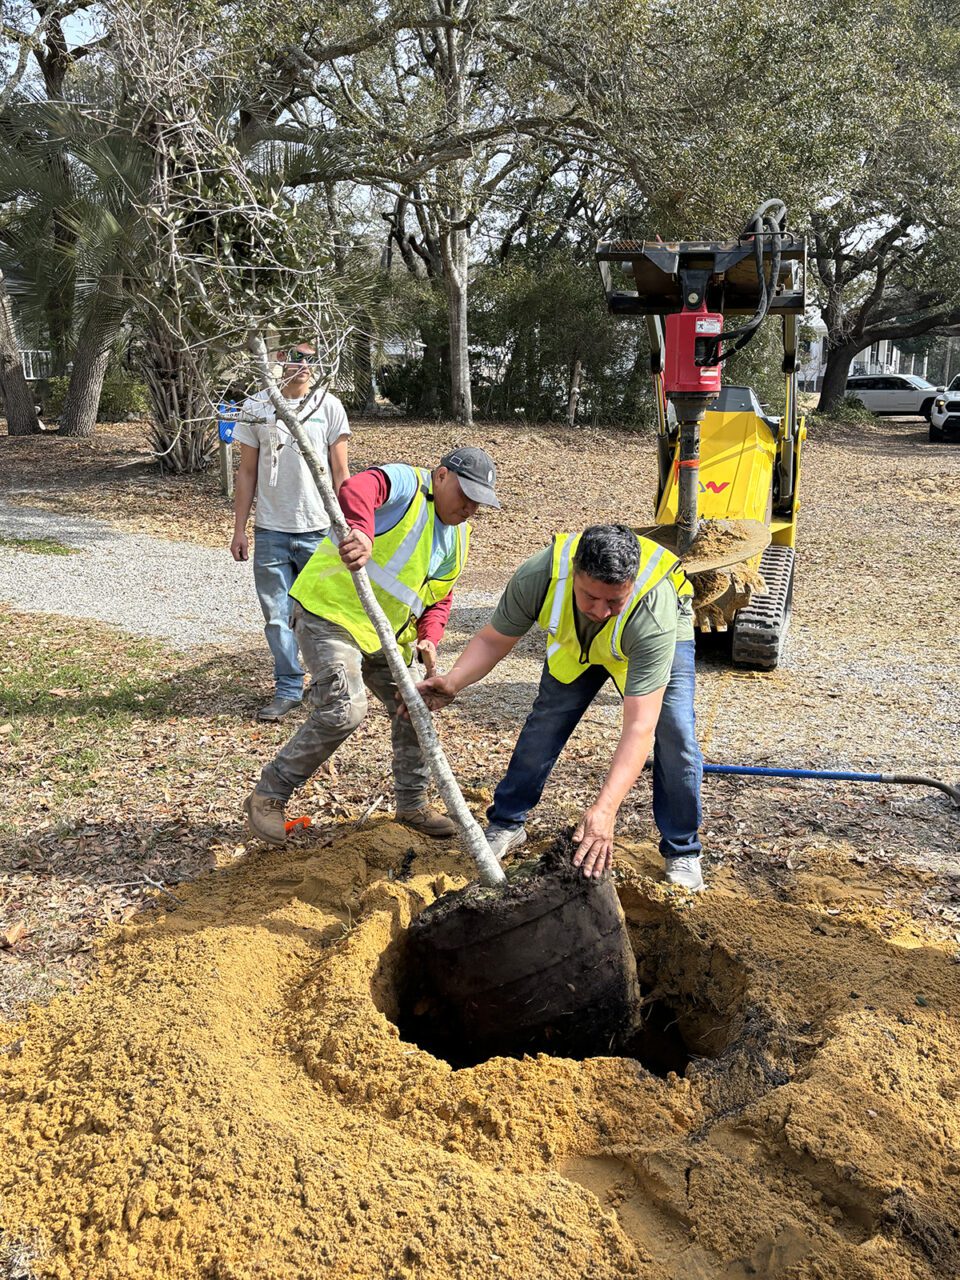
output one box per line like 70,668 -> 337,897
290,467 -> 470,658
537,532 -> 692,695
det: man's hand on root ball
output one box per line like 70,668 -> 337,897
572,806 -> 615,878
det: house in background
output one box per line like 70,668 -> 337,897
19,348 -> 52,381
798,321 -> 960,391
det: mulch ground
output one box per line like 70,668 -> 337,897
1,412 -> 959,1014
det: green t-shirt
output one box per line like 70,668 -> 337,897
490,545 -> 695,697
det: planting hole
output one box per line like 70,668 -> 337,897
384,885 -> 751,1078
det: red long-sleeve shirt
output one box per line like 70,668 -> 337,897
338,468 -> 453,648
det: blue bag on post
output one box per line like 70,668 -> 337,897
217,399 -> 239,443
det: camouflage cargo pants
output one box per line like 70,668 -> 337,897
257,607 -> 430,809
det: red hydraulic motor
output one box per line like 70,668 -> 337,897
663,303 -> 724,553
663,304 -> 723,397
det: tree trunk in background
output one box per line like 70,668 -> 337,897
0,276 -> 40,435
442,225 -> 472,426
524,324 -> 541,423
816,342 -> 859,414
566,356 -> 583,426
419,337 -> 444,415
618,337 -> 649,422
436,18 -> 472,429
59,305 -> 121,437
141,321 -> 216,473
47,202 -> 76,375
36,19 -> 76,375
350,322 -> 377,414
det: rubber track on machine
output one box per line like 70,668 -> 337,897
731,544 -> 795,669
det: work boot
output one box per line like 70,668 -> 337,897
395,806 -> 458,839
664,854 -> 705,892
243,790 -> 287,846
257,696 -> 301,723
484,824 -> 527,862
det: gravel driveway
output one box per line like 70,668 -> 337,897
0,500 -> 263,649
0,500 -> 501,650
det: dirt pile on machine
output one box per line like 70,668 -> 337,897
637,516 -> 770,630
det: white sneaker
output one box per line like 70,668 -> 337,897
484,824 -> 527,862
664,854 -> 705,891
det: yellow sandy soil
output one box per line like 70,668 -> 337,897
2,823 -> 958,1279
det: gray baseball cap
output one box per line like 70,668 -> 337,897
439,446 -> 500,509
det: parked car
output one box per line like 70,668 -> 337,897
929,386 -> 960,442
845,373 -> 943,419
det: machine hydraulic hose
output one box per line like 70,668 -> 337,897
702,762 -> 960,806
701,199 -> 787,366
644,760 -> 960,805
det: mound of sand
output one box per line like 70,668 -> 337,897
2,823 -> 958,1279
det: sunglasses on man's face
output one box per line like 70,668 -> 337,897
280,348 -> 319,365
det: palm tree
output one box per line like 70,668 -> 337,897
0,96 -> 150,438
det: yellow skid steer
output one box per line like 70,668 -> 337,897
597,201 -> 806,669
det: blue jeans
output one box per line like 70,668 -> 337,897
253,528 -> 325,700
487,640 -> 702,859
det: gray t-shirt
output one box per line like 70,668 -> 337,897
490,545 -> 695,696
233,387 -> 350,533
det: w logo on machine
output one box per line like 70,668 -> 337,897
700,480 -> 730,494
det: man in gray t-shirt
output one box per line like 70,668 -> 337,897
230,343 -> 351,722
416,524 -> 704,890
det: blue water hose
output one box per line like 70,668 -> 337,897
701,763 -> 960,806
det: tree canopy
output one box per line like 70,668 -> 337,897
2,0 -> 959,447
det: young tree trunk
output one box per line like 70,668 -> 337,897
59,307 -> 120,438
247,333 -> 504,888
0,278 -> 40,436
816,342 -> 859,414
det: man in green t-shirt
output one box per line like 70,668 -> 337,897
415,524 -> 704,889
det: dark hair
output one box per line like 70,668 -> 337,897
573,524 -> 640,584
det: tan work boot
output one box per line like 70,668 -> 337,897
395,806 -> 458,839
243,790 -> 287,846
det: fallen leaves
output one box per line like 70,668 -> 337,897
1,922 -> 27,949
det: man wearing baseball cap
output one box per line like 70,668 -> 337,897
244,447 -> 500,846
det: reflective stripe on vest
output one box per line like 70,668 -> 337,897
544,534 -> 575,660
609,544 -> 671,662
290,466 -> 469,654
327,526 -> 426,617
537,532 -> 688,694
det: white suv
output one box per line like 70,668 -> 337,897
929,377 -> 960,442
845,373 -> 942,419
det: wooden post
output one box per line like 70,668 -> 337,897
219,439 -> 234,499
